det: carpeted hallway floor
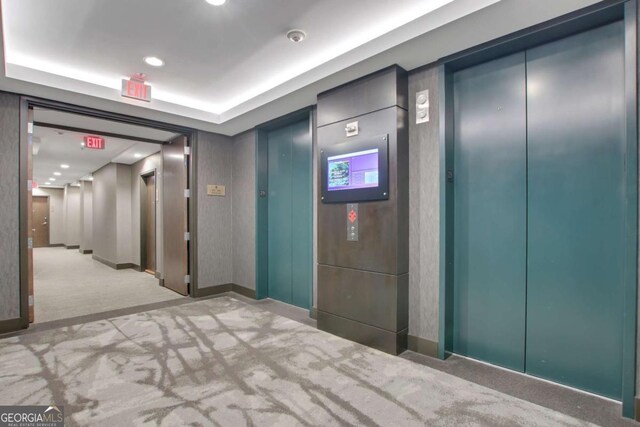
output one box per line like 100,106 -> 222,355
0,296 -> 596,426
34,247 -> 184,323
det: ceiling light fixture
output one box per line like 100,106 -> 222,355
49,178 -> 56,181
286,29 -> 306,43
206,0 -> 226,5
53,172 -> 61,176
45,182 -> 51,186
60,164 -> 70,169
143,56 -> 164,67
134,153 -> 142,158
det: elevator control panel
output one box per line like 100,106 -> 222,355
347,203 -> 359,241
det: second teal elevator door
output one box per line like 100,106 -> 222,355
526,22 -> 625,399
267,120 -> 312,309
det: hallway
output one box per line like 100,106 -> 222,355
34,247 -> 184,323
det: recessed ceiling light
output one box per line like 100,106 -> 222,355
143,56 -> 164,67
53,172 -> 61,176
134,153 -> 142,158
60,164 -> 70,169
286,29 -> 306,43
206,0 -> 226,5
49,178 -> 56,181
45,182 -> 51,185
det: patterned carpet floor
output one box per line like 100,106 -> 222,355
0,297 -> 595,426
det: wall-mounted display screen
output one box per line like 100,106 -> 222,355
321,135 -> 389,203
327,149 -> 379,192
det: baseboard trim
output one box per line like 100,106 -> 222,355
132,264 -> 142,272
0,317 -> 28,335
310,307 -> 318,319
92,255 -> 136,271
635,397 -> 640,422
407,335 -> 439,358
65,245 -> 80,250
79,249 -> 93,255
195,283 -> 257,299
155,272 -> 162,280
48,243 -> 64,248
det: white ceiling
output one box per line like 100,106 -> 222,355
0,0 -> 601,135
33,125 -> 161,188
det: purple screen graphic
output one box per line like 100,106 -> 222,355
327,149 -> 379,192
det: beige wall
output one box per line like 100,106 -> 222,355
92,164 -> 118,263
63,185 -> 81,247
79,181 -> 93,252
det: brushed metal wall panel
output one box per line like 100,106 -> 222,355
317,107 -> 408,275
0,92 -> 20,321
407,65 -> 441,342
318,265 -> 407,332
317,66 -> 408,127
197,131 -> 233,288
232,130 -> 256,290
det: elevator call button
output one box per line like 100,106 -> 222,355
347,203 -> 359,242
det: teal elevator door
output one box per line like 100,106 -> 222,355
526,22 -> 625,399
452,52 -> 528,371
267,119 -> 312,309
451,22 -> 626,399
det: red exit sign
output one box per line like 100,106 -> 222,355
84,136 -> 105,150
121,78 -> 152,102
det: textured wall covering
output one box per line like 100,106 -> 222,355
0,92 -> 20,321
197,131 -> 233,288
231,131 -> 256,290
408,65 -> 440,343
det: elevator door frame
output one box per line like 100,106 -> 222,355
437,0 -> 637,418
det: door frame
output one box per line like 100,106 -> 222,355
437,0 -> 638,418
32,195 -> 50,248
139,169 -> 157,275
255,107 -> 314,308
17,96 -> 198,332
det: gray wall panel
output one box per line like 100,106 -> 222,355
408,65 -> 440,342
92,164 -> 118,263
79,181 -> 93,252
64,185 -> 81,246
231,130 -> 256,290
0,92 -> 20,321
197,131 -> 233,288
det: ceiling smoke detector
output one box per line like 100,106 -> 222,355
286,29 -> 306,43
